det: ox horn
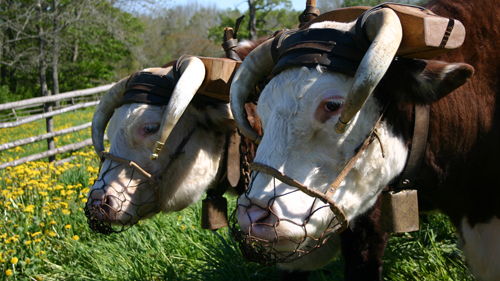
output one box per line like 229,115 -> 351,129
92,77 -> 130,158
150,56 -> 206,160
230,39 -> 275,144
334,8 -> 402,133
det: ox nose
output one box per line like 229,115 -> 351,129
87,189 -> 120,223
237,204 -> 279,235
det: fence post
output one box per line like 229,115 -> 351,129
11,108 -> 18,121
44,90 -> 55,162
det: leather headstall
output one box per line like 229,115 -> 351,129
270,26 -> 370,77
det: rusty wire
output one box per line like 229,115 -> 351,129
229,172 -> 346,266
84,159 -> 160,235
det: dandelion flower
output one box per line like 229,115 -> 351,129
6,269 -> 12,276
72,235 -> 79,241
10,257 -> 18,264
65,225 -> 71,229
25,259 -> 30,264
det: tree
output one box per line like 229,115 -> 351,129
0,0 -> 145,100
208,1 -> 300,44
247,0 -> 294,41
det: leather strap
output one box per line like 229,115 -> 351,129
325,105 -> 387,198
227,128 -> 241,188
270,28 -> 369,77
396,104 -> 430,189
298,5 -> 320,27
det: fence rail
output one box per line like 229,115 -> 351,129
0,83 -> 114,169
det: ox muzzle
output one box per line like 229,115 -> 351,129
84,152 -> 162,234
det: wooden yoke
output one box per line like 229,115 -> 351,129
300,3 -> 465,59
195,57 -> 241,103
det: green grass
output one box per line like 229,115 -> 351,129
0,108 -> 475,280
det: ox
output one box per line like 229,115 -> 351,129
230,0 -> 499,279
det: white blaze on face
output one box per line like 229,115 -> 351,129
237,65 -> 408,249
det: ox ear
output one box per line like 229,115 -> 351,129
378,59 -> 474,104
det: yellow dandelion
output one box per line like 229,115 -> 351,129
6,269 -> 12,276
72,235 -> 79,241
48,231 -> 56,237
10,257 -> 18,264
65,225 -> 71,229
26,258 -> 30,264
181,225 -> 186,230
35,276 -> 42,281
25,241 -> 32,245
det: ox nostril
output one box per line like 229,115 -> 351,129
246,205 -> 274,224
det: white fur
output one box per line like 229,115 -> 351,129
460,217 -> 500,280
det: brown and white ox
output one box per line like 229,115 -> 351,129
230,0 -> 500,279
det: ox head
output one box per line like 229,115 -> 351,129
230,8 -> 474,261
86,57 -> 235,233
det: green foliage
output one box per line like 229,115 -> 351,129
0,0 -> 144,99
208,1 -> 300,44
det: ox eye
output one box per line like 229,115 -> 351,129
324,101 -> 344,112
144,124 -> 160,134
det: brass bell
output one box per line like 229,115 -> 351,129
381,189 -> 419,233
201,196 -> 229,230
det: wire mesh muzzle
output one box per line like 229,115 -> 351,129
229,163 -> 348,265
85,154 -> 161,235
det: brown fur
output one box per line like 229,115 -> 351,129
381,0 -> 500,228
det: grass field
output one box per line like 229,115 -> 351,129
0,107 -> 475,280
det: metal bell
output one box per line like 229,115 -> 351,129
381,189 -> 419,233
201,196 -> 229,230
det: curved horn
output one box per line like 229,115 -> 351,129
92,77 -> 130,158
229,39 -> 275,144
335,8 -> 402,133
150,56 -> 206,160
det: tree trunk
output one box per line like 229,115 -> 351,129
248,0 -> 257,41
52,0 -> 60,98
37,0 -> 55,163
52,0 -> 61,113
72,38 -> 79,63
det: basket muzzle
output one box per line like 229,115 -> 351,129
229,162 -> 348,266
85,152 -> 162,234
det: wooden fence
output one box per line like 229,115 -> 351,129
0,84 -> 114,170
